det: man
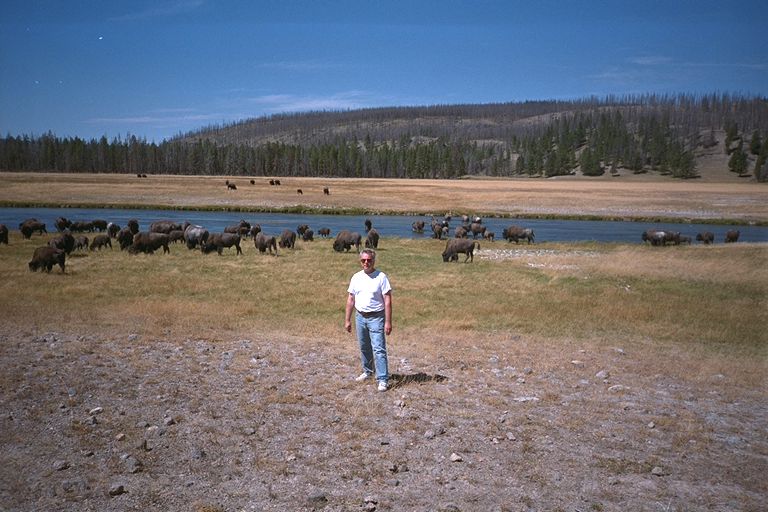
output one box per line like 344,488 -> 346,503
344,248 -> 393,392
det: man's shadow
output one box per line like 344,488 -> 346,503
388,372 -> 448,390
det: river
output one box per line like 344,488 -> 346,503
2,207 -> 766,243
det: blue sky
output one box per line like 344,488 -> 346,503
1,0 -> 766,142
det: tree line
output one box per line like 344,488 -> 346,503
1,93 -> 767,181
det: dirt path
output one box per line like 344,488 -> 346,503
2,329 -> 765,511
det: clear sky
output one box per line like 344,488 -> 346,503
1,0 -> 766,142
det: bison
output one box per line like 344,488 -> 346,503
168,230 -> 185,244
469,222 -> 486,239
129,232 -> 170,254
73,235 -> 89,251
254,233 -> 278,255
116,227 -> 134,250
20,219 -> 47,239
127,219 -> 140,234
503,226 -> 535,244
333,230 -> 362,252
278,229 -> 297,249
28,246 -> 66,273
301,229 -> 314,242
643,230 -> 681,246
48,232 -> 75,254
183,224 -> 209,250
0,224 -> 8,245
411,221 -> 425,233
202,233 -> 242,255
150,220 -> 183,234
90,234 -> 112,251
724,230 -> 740,243
249,224 -> 262,238
107,222 -> 121,238
365,228 -> 380,249
442,239 -> 480,263
696,231 -> 715,244
318,227 -> 331,238
55,217 -> 72,232
323,187 -> 330,195
69,221 -> 94,233
92,219 -> 108,232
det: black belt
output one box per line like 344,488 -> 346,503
357,309 -> 384,318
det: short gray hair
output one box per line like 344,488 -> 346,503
360,248 -> 376,260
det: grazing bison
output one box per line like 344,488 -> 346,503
55,217 -> 72,232
116,227 -> 134,250
643,230 -> 681,246
333,230 -> 362,252
250,179 -> 255,185
69,221 -> 94,233
92,219 -> 108,232
183,224 -> 209,250
129,232 -> 170,254
483,231 -> 495,242
225,220 -> 251,236
20,219 -> 47,239
48,232 -> 75,254
29,246 -> 66,273
442,239 -> 480,263
297,224 -> 310,238
279,229 -> 297,249
365,228 -> 380,249
74,235 -> 89,251
168,230 -> 185,244
202,233 -> 242,255
150,220 -> 183,234
90,234 -> 112,251
127,219 -> 140,234
296,188 -> 303,195
431,222 -> 446,240
503,226 -> 535,244
364,219 -> 372,233
454,226 -> 468,238
323,187 -> 330,195
0,224 -> 8,245
412,221 -> 425,233
107,222 -> 121,238
254,233 -> 278,255
302,229 -> 314,242
318,227 -> 331,238
724,230 -> 740,243
696,231 -> 715,244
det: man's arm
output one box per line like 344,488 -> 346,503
344,293 -> 355,333
384,291 -> 392,335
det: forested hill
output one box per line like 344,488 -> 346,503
2,94 -> 768,181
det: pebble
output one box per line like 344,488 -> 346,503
608,385 -> 629,393
648,422 -> 656,429
651,466 -> 666,476
115,433 -> 126,441
512,396 -> 539,402
53,460 -> 70,471
108,483 -> 126,496
307,492 -> 327,505
88,407 -> 103,416
571,360 -> 584,366
450,453 -> 463,462
506,432 -> 517,441
595,370 -> 610,380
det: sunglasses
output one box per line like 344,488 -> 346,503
360,258 -> 373,263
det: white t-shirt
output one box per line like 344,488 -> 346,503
348,269 -> 392,313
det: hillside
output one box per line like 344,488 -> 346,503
2,94 -> 767,181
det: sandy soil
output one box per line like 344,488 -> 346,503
1,327 -> 765,512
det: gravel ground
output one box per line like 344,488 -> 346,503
1,329 -> 766,512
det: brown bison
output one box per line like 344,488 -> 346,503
696,231 -> 715,244
48,232 -> 75,254
254,233 -> 278,255
116,227 -> 134,250
0,224 -> 8,245
301,229 -> 314,242
412,221 -> 425,233
150,220 -> 183,234
183,224 -> 209,250
127,219 -> 140,234
29,246 -> 66,273
92,219 -> 108,232
19,219 -> 47,239
129,232 -> 170,254
107,222 -> 121,238
503,226 -> 534,244
442,239 -> 480,263
202,233 -> 242,255
724,230 -> 740,243
279,229 -> 297,249
469,222 -> 486,239
74,235 -> 89,251
317,227 -> 331,238
55,217 -> 72,232
90,234 -> 112,251
333,230 -> 362,252
365,228 -> 380,249
168,230 -> 185,244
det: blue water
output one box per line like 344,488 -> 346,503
2,207 -> 766,243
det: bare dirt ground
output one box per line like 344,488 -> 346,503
2,326 -> 766,512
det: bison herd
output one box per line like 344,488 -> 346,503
0,212 -> 752,275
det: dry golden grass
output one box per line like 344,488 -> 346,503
2,171 -> 767,222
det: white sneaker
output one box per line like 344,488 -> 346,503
377,381 -> 388,392
355,372 -> 372,382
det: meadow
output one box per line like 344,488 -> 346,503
1,173 -> 766,511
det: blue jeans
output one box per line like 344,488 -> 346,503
355,311 -> 388,382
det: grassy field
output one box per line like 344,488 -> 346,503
1,230 -> 765,382
1,171 -> 767,223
